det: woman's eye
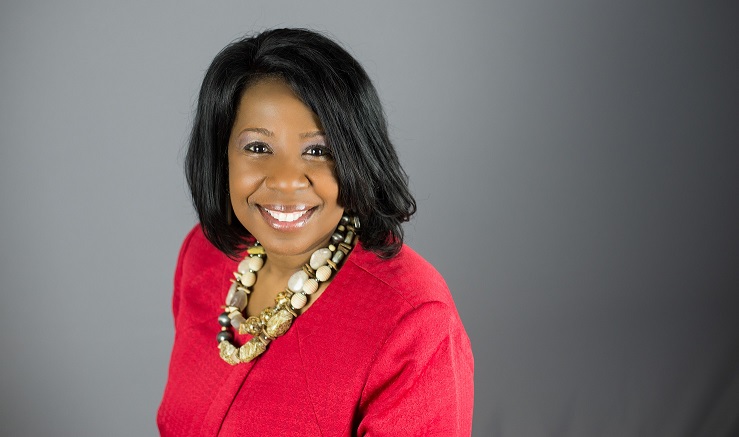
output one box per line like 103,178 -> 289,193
245,142 -> 271,154
305,145 -> 332,158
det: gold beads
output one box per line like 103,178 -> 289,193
274,290 -> 293,308
239,316 -> 262,335
265,309 -> 294,339
246,246 -> 265,255
238,337 -> 266,363
219,341 -> 240,366
259,307 -> 274,325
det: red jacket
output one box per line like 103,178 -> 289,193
158,225 -> 474,436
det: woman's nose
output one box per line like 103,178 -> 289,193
264,158 -> 310,191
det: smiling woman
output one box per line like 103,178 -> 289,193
227,79 -> 344,263
158,28 -> 474,436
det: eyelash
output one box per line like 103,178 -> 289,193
243,142 -> 332,158
244,142 -> 271,154
304,145 -> 332,158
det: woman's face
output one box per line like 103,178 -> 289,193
228,79 -> 344,258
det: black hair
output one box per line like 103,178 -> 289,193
185,28 -> 416,259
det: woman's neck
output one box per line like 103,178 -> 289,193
259,252 -> 309,279
257,234 -> 334,278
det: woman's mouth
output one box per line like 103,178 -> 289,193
265,209 -> 308,222
258,205 -> 315,231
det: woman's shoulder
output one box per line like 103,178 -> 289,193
177,224 -> 233,270
345,242 -> 456,311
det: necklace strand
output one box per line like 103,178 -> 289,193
217,215 -> 359,365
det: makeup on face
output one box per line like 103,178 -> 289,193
227,79 -> 345,260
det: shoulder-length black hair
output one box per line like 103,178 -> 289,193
186,28 -> 416,259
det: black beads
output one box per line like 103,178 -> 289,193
216,330 -> 234,343
330,232 -> 343,244
218,312 -> 231,328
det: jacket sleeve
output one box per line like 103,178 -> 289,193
356,301 -> 475,436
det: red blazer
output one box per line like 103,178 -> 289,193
158,225 -> 474,436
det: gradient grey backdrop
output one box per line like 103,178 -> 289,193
1,1 -> 737,436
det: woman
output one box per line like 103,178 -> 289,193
158,28 -> 474,436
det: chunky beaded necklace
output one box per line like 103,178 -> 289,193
217,215 -> 359,365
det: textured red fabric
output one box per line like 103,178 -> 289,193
157,225 -> 474,436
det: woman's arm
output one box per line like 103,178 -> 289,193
356,301 -> 475,436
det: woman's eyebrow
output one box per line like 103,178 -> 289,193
242,127 -> 273,136
300,130 -> 325,139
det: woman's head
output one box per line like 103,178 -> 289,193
186,28 -> 415,258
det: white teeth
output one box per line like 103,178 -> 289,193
265,209 -> 308,222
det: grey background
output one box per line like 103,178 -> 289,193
1,1 -> 737,436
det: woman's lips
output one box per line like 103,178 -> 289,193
257,205 -> 315,231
